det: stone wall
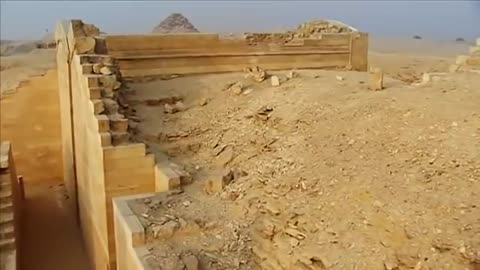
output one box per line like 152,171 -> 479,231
55,20 -> 155,270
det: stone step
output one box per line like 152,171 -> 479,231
0,237 -> 15,251
0,211 -> 14,226
0,200 -> 13,212
0,189 -> 12,204
0,223 -> 14,239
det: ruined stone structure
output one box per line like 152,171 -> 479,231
450,38 -> 480,73
54,18 -> 368,269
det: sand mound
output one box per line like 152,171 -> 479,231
152,13 -> 199,33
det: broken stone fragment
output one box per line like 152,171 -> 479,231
108,114 -> 129,132
102,98 -> 119,115
100,66 -> 113,75
164,101 -> 186,114
92,99 -> 105,114
92,63 -> 103,74
229,82 -> 244,95
336,75 -> 344,81
369,67 -> 384,91
204,169 -> 234,193
151,220 -> 178,239
99,75 -> 121,90
286,70 -> 297,79
74,36 -> 96,54
182,254 -> 199,270
271,76 -> 280,86
199,98 -> 209,106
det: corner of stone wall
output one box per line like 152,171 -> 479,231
67,19 -> 156,270
113,193 -> 157,270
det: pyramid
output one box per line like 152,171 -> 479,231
152,13 -> 199,33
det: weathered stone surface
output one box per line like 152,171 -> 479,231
0,142 -> 11,169
82,64 -> 93,74
101,88 -> 115,98
100,66 -> 113,75
369,67 -> 384,91
182,254 -> 199,270
75,36 -> 96,54
103,98 -> 119,115
99,75 -> 121,90
271,76 -> 280,87
110,132 -> 129,145
86,76 -> 100,88
96,114 -> 110,132
92,63 -> 103,74
89,87 -> 102,99
230,82 -> 244,95
108,114 -> 128,132
92,99 -> 105,114
100,132 -> 112,146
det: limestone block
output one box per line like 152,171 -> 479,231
74,36 -> 96,54
271,76 -> 280,87
155,165 -> 181,191
108,114 -> 129,132
101,88 -> 114,98
369,67 -> 384,91
92,63 -> 104,74
100,66 -> 114,75
96,115 -> 110,132
92,99 -> 105,114
99,75 -> 121,90
89,87 -> 102,99
86,76 -> 100,88
110,132 -> 129,146
100,132 -> 112,147
82,64 -> 93,74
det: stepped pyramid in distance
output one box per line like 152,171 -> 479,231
152,13 -> 199,33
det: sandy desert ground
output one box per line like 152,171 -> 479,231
1,35 -> 478,270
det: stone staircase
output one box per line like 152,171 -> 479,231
0,142 -> 19,270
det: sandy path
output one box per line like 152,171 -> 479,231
0,70 -> 90,270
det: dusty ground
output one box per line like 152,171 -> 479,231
0,49 -> 56,95
0,70 -> 90,270
127,65 -> 479,269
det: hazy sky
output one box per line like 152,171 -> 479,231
1,1 -> 479,41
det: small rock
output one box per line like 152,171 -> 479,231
287,70 -> 297,79
199,98 -> 209,106
151,220 -> 178,239
230,82 -> 244,95
183,254 -> 199,270
336,75 -> 344,81
100,66 -> 113,75
92,63 -> 103,74
271,76 -> 280,86
242,88 -> 253,95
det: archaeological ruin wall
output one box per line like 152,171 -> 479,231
55,19 -> 368,270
